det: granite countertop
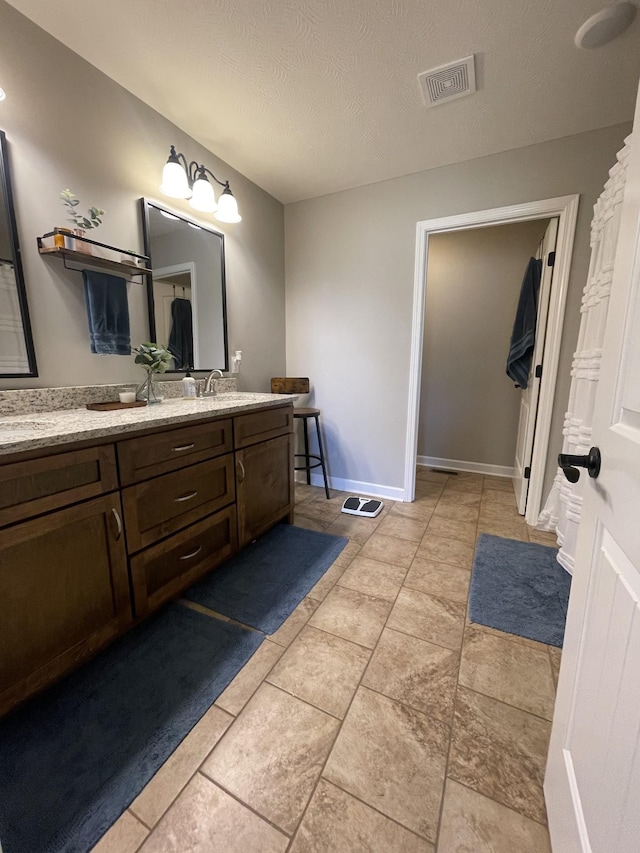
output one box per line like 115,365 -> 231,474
0,393 -> 294,456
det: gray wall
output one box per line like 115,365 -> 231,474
419,221 -> 548,469
285,123 -> 631,500
0,1 -> 285,391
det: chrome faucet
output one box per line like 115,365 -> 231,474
203,369 -> 224,396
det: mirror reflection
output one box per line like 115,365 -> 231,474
141,199 -> 228,372
0,129 -> 37,377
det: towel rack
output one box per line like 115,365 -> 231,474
37,230 -> 151,283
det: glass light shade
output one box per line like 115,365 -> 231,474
189,175 -> 217,213
214,187 -> 241,223
160,160 -> 191,199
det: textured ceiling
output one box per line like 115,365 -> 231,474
6,0 -> 640,202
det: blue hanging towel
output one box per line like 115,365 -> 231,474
506,257 -> 542,389
82,270 -> 131,355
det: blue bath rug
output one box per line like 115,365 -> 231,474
0,604 -> 263,853
469,533 -> 570,647
185,523 -> 348,633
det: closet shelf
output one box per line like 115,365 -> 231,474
37,230 -> 151,279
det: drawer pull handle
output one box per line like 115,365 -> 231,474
172,443 -> 195,452
237,459 -> 246,482
175,490 -> 198,503
180,545 -> 202,561
111,507 -> 123,541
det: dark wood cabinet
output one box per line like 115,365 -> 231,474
0,492 -> 130,716
0,401 -> 293,716
236,432 -> 295,547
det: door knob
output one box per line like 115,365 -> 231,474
558,446 -> 601,483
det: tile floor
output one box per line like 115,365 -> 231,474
92,470 -> 560,853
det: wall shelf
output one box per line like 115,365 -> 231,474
37,230 -> 151,279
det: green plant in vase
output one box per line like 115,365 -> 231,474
133,343 -> 173,404
60,189 -> 106,252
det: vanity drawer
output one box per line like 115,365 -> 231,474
130,505 -> 238,617
117,418 -> 233,486
0,445 -> 118,528
234,405 -> 293,449
122,454 -> 235,552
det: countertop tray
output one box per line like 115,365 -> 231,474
86,401 -> 147,411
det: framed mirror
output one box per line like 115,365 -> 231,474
141,199 -> 228,373
0,130 -> 37,377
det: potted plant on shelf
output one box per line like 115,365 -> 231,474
133,342 -> 172,404
59,189 -> 106,254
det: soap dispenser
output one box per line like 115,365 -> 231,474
182,369 -> 196,398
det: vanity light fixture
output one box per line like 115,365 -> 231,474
0,88 -> 6,102
160,145 -> 241,223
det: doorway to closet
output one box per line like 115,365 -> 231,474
405,195 -> 579,526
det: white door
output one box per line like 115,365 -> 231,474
513,218 -> 558,514
545,96 -> 640,851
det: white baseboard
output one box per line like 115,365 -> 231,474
296,472 -> 405,502
417,456 -> 515,479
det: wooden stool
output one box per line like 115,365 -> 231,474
271,378 -> 331,500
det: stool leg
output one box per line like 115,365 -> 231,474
302,417 -> 311,485
314,414 -> 331,499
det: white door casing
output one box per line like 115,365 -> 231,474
513,218 -> 558,515
406,195 -> 579,526
545,103 -> 640,851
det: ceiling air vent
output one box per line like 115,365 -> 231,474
418,55 -> 476,107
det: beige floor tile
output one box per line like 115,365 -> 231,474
294,514 -> 328,533
482,476 -> 516,493
295,484 -> 320,503
549,646 -> 562,689
203,683 -> 339,834
307,562 -> 346,602
375,513 -> 428,542
480,489 -> 518,508
477,517 -> 528,541
387,588 -> 465,651
416,467 -> 449,482
295,500 -> 343,525
404,558 -> 471,604
432,502 -> 480,523
465,617 -> 550,653
267,625 -> 370,718
332,538 -> 362,568
309,585 -> 392,648
458,626 -> 556,720
389,500 -> 435,521
337,555 -> 406,602
290,779 -> 434,853
363,628 -> 458,724
326,514 -> 380,544
417,534 -> 475,570
427,515 -> 477,544
435,491 -> 481,508
442,478 -> 483,495
528,528 -> 559,547
269,596 -> 320,647
449,687 -> 551,825
414,482 -> 446,501
139,773 -> 288,853
130,705 -> 233,827
478,501 -> 522,521
359,533 -> 419,568
91,811 -> 148,853
437,779 -> 551,853
324,686 -> 448,842
215,640 -> 284,716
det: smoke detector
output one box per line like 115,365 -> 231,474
418,55 -> 476,107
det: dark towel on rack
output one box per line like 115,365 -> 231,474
167,298 -> 193,370
506,257 -> 542,389
82,270 -> 131,356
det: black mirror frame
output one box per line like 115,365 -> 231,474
0,130 -> 37,378
139,197 -> 229,373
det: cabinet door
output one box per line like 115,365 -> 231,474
0,493 -> 130,716
236,433 -> 294,547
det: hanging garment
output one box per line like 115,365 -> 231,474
82,270 -> 130,355
537,135 -> 632,574
167,297 -> 193,370
506,257 -> 542,389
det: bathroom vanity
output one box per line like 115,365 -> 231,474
0,393 -> 294,717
